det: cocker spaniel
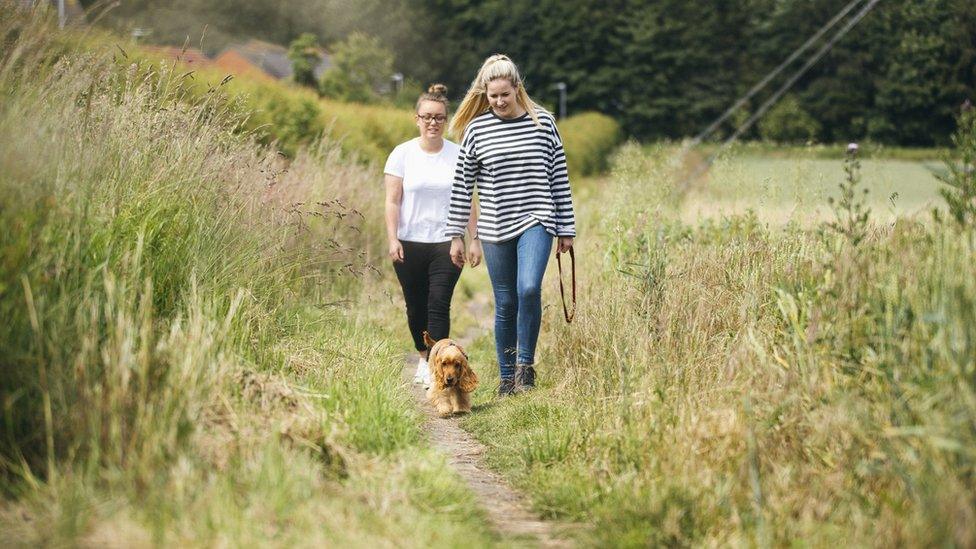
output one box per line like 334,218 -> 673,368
423,331 -> 478,417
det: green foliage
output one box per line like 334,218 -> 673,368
391,77 -> 424,110
88,0 -> 976,145
400,0 -> 974,146
759,95 -> 822,144
558,112 -> 623,176
937,108 -> 976,228
319,32 -> 393,104
287,32 -> 322,88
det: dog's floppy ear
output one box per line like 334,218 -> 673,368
458,360 -> 479,393
430,353 -> 446,389
422,331 -> 437,349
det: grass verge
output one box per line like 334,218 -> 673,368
0,7 -> 498,546
461,143 -> 976,546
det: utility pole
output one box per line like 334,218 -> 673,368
391,72 -> 404,98
553,82 -> 567,120
57,0 -> 65,29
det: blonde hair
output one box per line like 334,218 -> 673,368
449,54 -> 544,138
416,83 -> 449,113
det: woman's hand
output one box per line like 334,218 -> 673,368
557,236 -> 575,254
450,237 -> 466,268
467,238 -> 483,267
389,239 -> 404,263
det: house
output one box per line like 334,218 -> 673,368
213,39 -> 331,82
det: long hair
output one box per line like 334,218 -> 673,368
449,54 -> 544,139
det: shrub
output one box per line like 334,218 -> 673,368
759,95 -> 822,144
558,111 -> 624,176
287,32 -> 322,89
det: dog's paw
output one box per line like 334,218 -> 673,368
436,405 -> 453,417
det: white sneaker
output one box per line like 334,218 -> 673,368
412,357 -> 427,384
422,361 -> 431,390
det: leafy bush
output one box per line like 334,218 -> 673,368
558,111 -> 623,176
759,95 -> 822,144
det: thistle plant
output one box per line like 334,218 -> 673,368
826,142 -> 871,246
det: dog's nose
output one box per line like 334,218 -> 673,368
446,377 -> 455,385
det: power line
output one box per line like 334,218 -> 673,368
722,0 -> 882,147
692,0 -> 866,146
683,0 -> 884,185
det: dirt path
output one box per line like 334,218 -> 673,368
402,292 -> 573,547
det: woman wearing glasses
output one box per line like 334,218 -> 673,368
446,55 -> 576,396
385,84 -> 481,387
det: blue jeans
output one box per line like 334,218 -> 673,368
481,224 -> 553,378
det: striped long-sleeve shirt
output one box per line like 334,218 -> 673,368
445,108 -> 576,243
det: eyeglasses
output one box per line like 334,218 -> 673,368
417,114 -> 447,125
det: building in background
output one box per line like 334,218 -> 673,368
214,40 -> 331,82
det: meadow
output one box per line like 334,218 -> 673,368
683,150 -> 943,224
2,5 -> 975,547
461,141 -> 975,546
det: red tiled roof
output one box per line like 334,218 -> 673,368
212,50 -> 275,81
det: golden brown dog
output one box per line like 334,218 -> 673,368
423,331 -> 478,417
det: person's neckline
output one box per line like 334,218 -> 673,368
416,137 -> 445,155
489,108 -> 530,122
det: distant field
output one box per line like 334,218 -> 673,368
680,152 -> 945,224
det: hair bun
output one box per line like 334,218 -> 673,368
428,83 -> 448,95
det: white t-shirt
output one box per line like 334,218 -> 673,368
384,138 -> 461,243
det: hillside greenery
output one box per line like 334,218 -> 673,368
87,0 -> 976,146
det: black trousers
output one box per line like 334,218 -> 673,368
393,240 -> 462,352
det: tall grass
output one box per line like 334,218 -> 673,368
0,6 -> 498,544
463,142 -> 976,545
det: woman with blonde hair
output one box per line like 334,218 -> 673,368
445,54 -> 576,396
385,84 -> 480,388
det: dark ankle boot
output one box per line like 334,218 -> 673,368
498,376 -> 516,397
513,364 -> 536,393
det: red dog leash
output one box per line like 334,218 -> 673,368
556,246 -> 576,323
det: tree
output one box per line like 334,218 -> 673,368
319,32 -> 394,103
288,33 -> 322,88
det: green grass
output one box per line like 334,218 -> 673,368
6,6 -> 974,548
459,144 -> 976,546
686,153 -> 944,224
0,8 -> 500,546
694,141 -> 948,161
